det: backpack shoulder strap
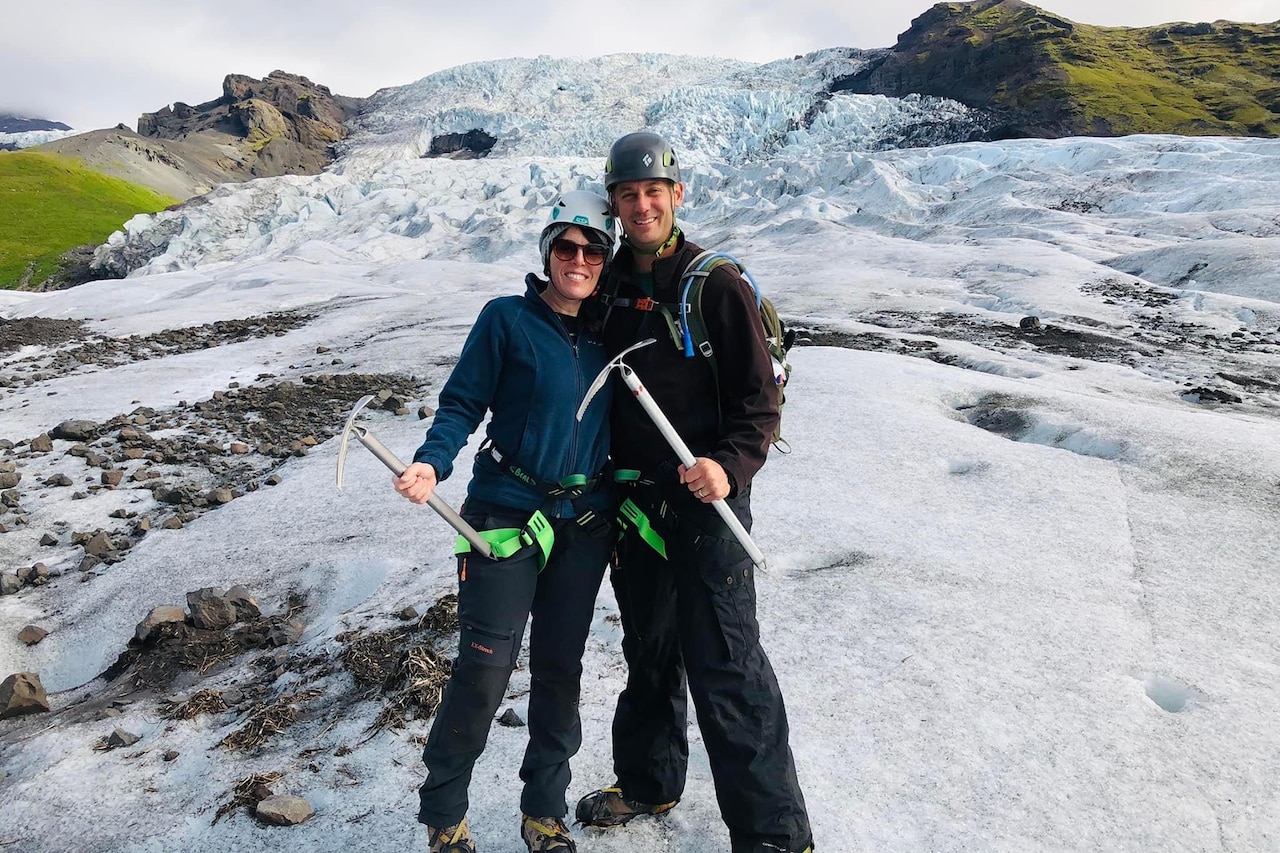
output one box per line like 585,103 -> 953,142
678,251 -> 757,367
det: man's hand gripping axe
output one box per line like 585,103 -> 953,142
336,395 -> 493,558
577,339 -> 767,570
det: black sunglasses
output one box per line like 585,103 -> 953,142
551,238 -> 608,266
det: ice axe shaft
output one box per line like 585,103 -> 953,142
337,396 -> 493,558
578,341 -> 767,570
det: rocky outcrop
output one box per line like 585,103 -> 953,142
38,71 -> 365,201
136,71 -> 362,179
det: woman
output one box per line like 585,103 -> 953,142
393,190 -> 617,853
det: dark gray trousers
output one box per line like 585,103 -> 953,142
417,503 -> 610,826
609,492 -> 813,853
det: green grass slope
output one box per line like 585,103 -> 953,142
0,150 -> 179,289
835,0 -> 1280,138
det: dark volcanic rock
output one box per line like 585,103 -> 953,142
426,129 -> 498,159
136,70 -> 363,179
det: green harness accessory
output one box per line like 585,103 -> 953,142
455,438 -> 612,570
453,509 -> 555,568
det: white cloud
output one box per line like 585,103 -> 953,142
1,0 -> 1274,130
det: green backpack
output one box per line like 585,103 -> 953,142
660,250 -> 795,452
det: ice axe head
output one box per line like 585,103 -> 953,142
575,338 -> 655,422
336,394 -> 376,489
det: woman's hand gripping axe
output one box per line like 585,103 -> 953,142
577,339 -> 767,570
336,395 -> 493,558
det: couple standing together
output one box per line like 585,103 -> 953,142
393,132 -> 813,853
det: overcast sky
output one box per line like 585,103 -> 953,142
3,0 -> 1278,131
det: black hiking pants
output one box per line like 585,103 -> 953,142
417,501 -> 611,827
609,490 -> 813,853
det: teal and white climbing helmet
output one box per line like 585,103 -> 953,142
540,190 -> 615,275
544,190 -> 616,247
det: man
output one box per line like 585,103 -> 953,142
576,131 -> 814,853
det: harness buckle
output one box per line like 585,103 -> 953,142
634,297 -> 657,312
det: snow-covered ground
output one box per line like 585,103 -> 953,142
1,51 -> 1279,853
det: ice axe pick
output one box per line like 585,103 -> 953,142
336,395 -> 493,558
577,339 -> 767,570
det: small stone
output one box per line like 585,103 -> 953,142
0,472 -> 20,489
29,434 -> 53,452
255,794 -> 315,826
229,443 -> 250,455
101,470 -> 124,486
163,750 -> 179,762
224,585 -> 261,620
396,606 -> 420,621
264,474 -> 283,486
315,346 -> 330,354
106,728 -> 142,748
18,563 -> 48,586
1,573 -> 23,595
208,488 -> 235,505
51,420 -> 98,442
135,605 -> 187,643
78,555 -> 102,573
187,588 -> 237,630
0,672 -> 50,717
18,626 -> 48,645
82,530 -> 114,557
497,708 -> 525,728
266,619 -> 304,647
1019,316 -> 1042,332
161,517 -> 183,530
418,406 -> 435,420
39,533 -> 58,546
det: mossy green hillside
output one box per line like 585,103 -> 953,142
947,2 -> 1280,136
0,150 -> 179,289
839,0 -> 1280,138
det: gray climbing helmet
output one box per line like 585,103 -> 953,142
603,132 -> 681,190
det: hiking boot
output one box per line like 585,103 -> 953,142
574,786 -> 678,828
521,814 -> 576,852
427,817 -> 476,853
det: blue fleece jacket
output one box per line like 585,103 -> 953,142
412,275 -> 614,517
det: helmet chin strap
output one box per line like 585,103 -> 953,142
623,223 -> 681,258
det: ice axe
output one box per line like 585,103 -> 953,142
336,395 -> 493,558
578,339 -> 767,570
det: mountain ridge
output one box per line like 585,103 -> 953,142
35,70 -> 363,201
831,0 -> 1280,137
